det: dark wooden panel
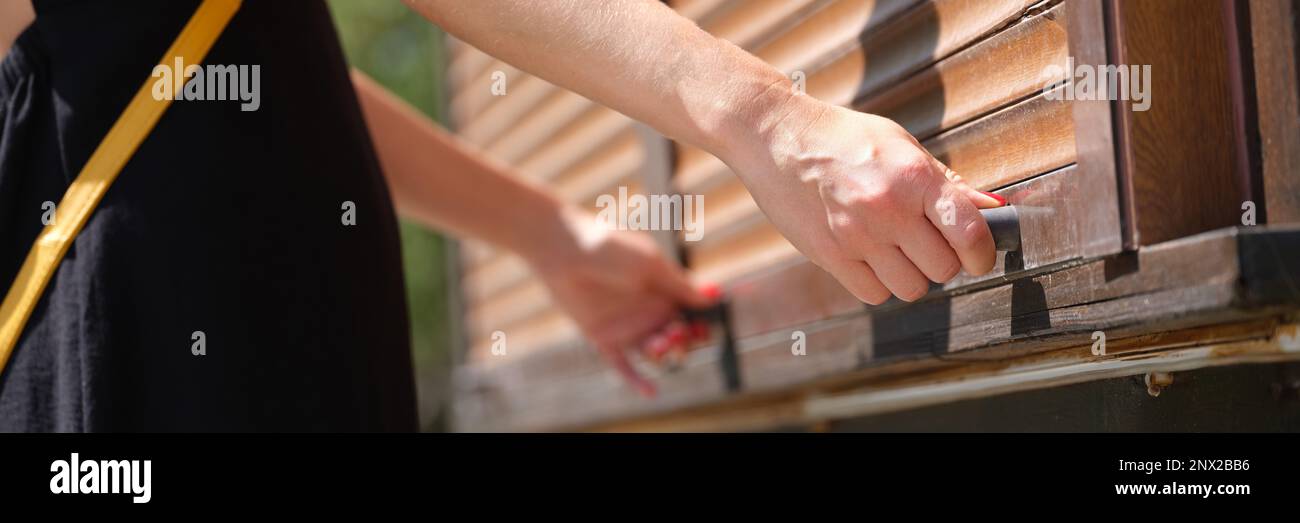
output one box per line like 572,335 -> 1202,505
828,362 -> 1300,432
1112,0 -> 1252,245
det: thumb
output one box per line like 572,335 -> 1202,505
647,256 -> 713,309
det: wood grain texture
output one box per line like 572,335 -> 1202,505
454,227 -> 1300,431
859,3 -> 1070,140
924,87 -> 1076,190
1061,0 -> 1126,256
1112,0 -> 1251,245
1250,0 -> 1300,223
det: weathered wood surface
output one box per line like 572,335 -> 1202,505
1111,0 -> 1253,245
1250,0 -> 1300,224
600,321 -> 1300,432
453,227 -> 1300,431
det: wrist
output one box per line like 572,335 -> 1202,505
706,67 -> 829,181
517,204 -> 592,277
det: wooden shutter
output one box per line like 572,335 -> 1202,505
446,0 -> 1297,431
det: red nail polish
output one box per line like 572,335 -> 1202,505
699,282 -> 722,300
981,191 -> 1007,206
689,321 -> 710,341
667,328 -> 687,345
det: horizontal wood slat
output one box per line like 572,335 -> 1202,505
860,2 -> 1069,140
450,64 -> 522,126
454,227 -> 1300,431
447,46 -> 495,94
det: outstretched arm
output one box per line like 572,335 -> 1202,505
405,0 -> 1004,304
352,70 -> 711,396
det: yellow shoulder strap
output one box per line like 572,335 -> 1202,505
0,0 -> 242,374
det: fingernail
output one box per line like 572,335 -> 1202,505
980,191 -> 1007,207
646,335 -> 671,360
667,327 -> 687,345
699,282 -> 723,300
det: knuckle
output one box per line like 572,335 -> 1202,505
850,284 -> 890,306
865,288 -> 891,305
934,257 -> 961,283
897,281 -> 928,302
898,155 -> 939,185
948,214 -> 989,251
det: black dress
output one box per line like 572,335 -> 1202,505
0,0 -> 417,431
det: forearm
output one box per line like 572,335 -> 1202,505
351,70 -> 579,266
402,0 -> 797,168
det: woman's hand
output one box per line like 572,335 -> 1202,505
527,210 -> 715,397
723,90 -> 1005,304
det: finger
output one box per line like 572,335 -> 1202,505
898,221 -> 962,283
646,256 -> 713,309
641,332 -> 671,362
923,179 -> 997,276
689,319 -> 711,341
932,162 -> 1003,209
664,321 -> 689,348
823,257 -> 892,305
596,343 -> 656,398
863,246 -> 931,302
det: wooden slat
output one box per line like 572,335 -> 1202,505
515,109 -> 633,181
701,0 -> 831,51
553,132 -> 645,202
602,322 -> 1297,432
454,227 -> 1300,431
689,224 -> 802,284
461,254 -> 531,302
450,63 -> 523,126
859,2 -> 1069,140
925,87 -> 1075,190
806,0 -> 1038,107
458,75 -> 554,145
447,47 -> 495,93
483,90 -> 591,164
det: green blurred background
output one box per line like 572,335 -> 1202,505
327,0 -> 453,432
